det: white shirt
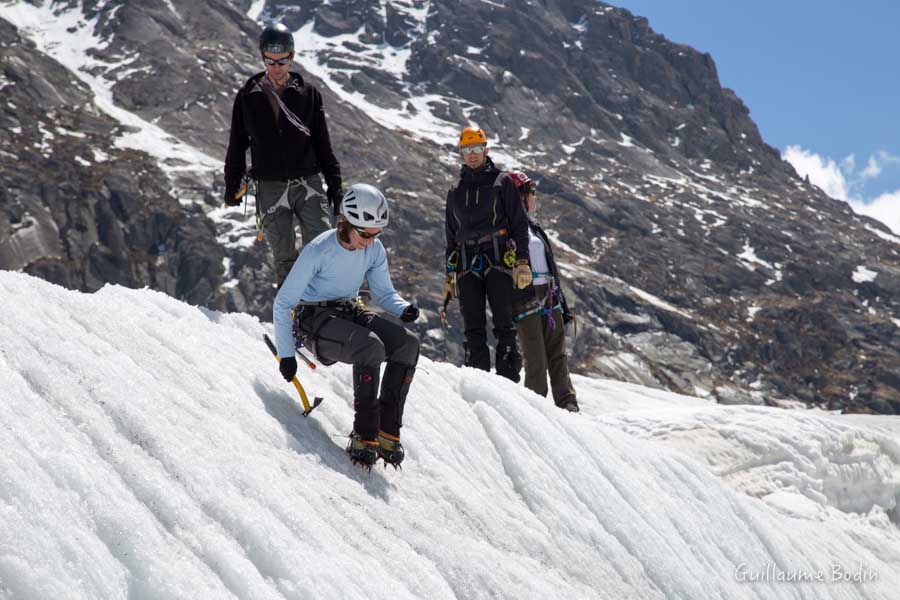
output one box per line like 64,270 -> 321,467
527,226 -> 551,285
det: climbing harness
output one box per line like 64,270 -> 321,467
255,177 -> 321,240
513,282 -> 562,329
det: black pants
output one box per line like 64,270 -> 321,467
457,266 -> 521,381
296,305 -> 419,440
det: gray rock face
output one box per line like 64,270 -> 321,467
2,0 -> 899,414
0,14 -> 223,305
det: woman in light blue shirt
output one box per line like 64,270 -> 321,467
273,184 -> 420,469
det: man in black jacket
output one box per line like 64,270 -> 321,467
444,127 -> 532,381
224,23 -> 343,287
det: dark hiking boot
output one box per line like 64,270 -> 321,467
463,342 -> 491,371
377,431 -> 405,469
351,365 -> 380,449
347,431 -> 379,470
379,363 -> 416,436
495,342 -> 522,382
558,398 -> 580,413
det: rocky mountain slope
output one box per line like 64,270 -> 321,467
2,0 -> 899,413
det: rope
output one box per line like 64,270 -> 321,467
273,88 -> 310,136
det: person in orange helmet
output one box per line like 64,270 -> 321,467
443,127 -> 532,381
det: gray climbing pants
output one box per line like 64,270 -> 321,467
257,176 -> 334,287
295,303 -> 419,440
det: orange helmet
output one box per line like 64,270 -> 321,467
458,127 -> 487,148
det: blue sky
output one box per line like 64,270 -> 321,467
609,0 -> 900,232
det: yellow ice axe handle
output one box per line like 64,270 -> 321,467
263,334 -> 322,416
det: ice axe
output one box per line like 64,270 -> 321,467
439,272 -> 456,329
263,334 -> 323,417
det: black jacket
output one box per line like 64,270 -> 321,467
224,72 -> 341,197
444,156 -> 529,264
512,220 -> 572,320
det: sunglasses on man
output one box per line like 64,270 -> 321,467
460,145 -> 486,155
353,226 -> 382,240
263,54 -> 293,66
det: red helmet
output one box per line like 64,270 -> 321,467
507,170 -> 536,195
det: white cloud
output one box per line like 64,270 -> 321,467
783,145 -> 900,235
860,155 -> 882,179
853,190 -> 900,236
782,145 -> 850,201
855,151 -> 900,181
876,150 -> 900,164
840,153 -> 856,173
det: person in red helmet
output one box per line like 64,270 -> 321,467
444,127 -> 532,381
507,170 -> 579,412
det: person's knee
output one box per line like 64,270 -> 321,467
396,329 -> 420,365
353,332 -> 386,366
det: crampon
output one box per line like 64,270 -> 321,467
377,431 -> 405,470
346,432 -> 379,471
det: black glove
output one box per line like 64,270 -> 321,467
224,186 -> 243,207
326,186 -> 344,216
400,304 -> 419,323
279,357 -> 297,382
563,311 -> 575,325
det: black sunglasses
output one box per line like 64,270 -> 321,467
353,226 -> 382,240
263,54 -> 292,66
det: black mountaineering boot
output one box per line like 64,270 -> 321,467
560,399 -> 580,413
377,431 -> 405,469
379,363 -> 415,436
348,365 -> 381,470
352,365 -> 380,441
494,342 -> 522,382
377,363 -> 414,469
347,431 -> 380,470
463,341 -> 491,371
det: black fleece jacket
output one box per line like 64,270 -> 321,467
224,71 -> 341,197
444,157 -> 530,264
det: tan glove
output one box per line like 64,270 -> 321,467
442,273 -> 457,300
513,259 -> 533,289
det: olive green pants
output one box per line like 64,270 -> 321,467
515,308 -> 576,406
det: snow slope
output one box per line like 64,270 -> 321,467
1,270 -> 899,599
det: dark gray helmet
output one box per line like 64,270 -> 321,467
259,23 -> 294,54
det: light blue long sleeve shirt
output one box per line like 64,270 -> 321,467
272,229 -> 410,357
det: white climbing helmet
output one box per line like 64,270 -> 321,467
340,183 -> 390,228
